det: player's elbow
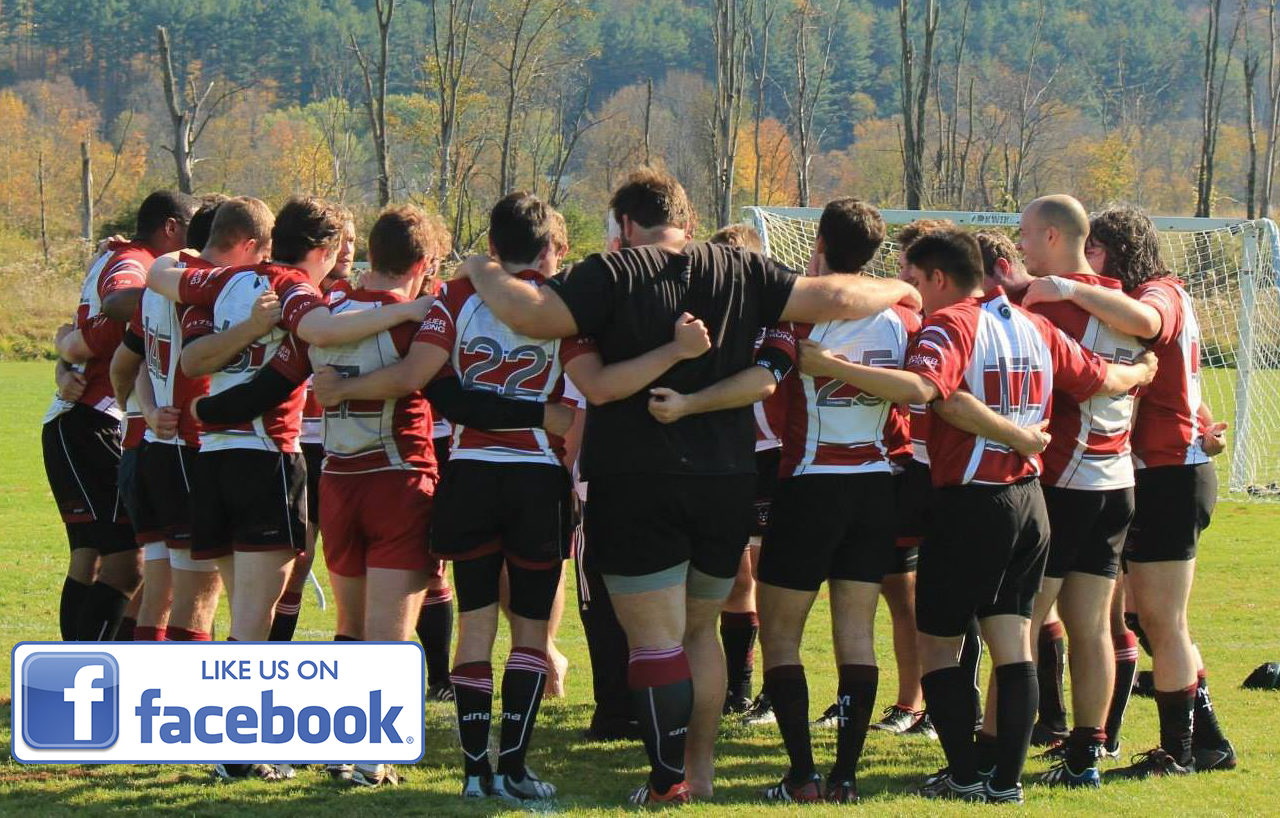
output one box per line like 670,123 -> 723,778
56,336 -> 91,364
180,348 -> 215,378
101,289 -> 142,322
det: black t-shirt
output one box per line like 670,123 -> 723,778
549,241 -> 797,479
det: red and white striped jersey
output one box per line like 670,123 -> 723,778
414,272 -> 595,466
906,288 -> 1108,488
306,290 -> 436,477
907,402 -> 931,465
762,305 -> 918,478
302,278 -> 356,445
751,328 -> 788,452
44,240 -> 154,425
1028,273 -> 1141,489
178,262 -> 326,453
1129,277 -> 1211,469
128,251 -> 214,448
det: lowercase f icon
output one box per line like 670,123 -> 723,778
22,652 -> 119,750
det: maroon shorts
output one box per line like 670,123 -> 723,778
320,469 -> 443,578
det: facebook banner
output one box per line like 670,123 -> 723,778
12,642 -> 425,764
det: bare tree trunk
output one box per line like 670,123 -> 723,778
1197,0 -> 1247,218
789,0 -> 843,208
898,0 -> 939,210
713,0 -> 755,227
352,0 -> 395,207
644,77 -> 653,165
80,140 -> 92,243
493,0 -> 570,195
37,150 -> 49,265
751,0 -> 774,204
1246,49 -> 1261,219
430,0 -> 479,235
157,26 -> 193,194
1263,0 -> 1280,216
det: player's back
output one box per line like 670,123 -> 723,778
308,290 -> 434,475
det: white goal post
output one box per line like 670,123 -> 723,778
744,206 -> 1280,501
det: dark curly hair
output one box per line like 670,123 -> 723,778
1088,205 -> 1170,291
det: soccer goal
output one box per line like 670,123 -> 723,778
744,206 -> 1280,501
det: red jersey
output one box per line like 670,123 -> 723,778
45,240 -> 154,426
305,289 -> 437,478
177,262 -> 326,453
415,272 -> 595,465
1027,273 -> 1141,489
1128,277 -> 1210,469
126,251 -> 215,448
752,328 -> 789,451
906,288 -> 1108,488
762,305 -> 918,478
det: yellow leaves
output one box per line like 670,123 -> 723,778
735,117 -> 797,206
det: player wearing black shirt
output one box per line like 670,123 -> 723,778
460,169 -> 921,805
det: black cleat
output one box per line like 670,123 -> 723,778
1193,741 -> 1237,772
985,781 -> 1025,803
741,692 -> 776,726
870,704 -> 917,734
812,702 -> 841,729
917,769 -> 987,802
427,682 -> 455,702
762,772 -> 823,803
1031,721 -> 1070,747
1110,748 -> 1193,779
824,775 -> 859,803
904,711 -> 938,740
492,768 -> 556,802
723,693 -> 753,716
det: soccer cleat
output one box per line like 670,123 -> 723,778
351,764 -> 399,787
492,768 -> 556,802
426,682 -> 456,702
628,779 -> 692,805
1192,741 -> 1238,772
723,693 -> 753,716
870,704 -> 917,734
916,769 -> 987,802
812,702 -> 842,729
1036,740 -> 1068,760
762,772 -> 823,803
904,711 -> 938,740
1102,741 -> 1123,760
462,773 -> 493,798
326,764 -> 354,782
1031,721 -> 1070,747
741,692 -> 776,726
1110,748 -> 1193,779
985,781 -> 1025,804
212,763 -> 285,782
824,776 -> 860,804
1038,760 -> 1101,788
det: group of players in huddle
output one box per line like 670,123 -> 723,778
41,167 -> 1234,805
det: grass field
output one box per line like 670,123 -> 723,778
1,359 -> 1279,816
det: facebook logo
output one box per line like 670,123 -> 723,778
21,652 -> 119,750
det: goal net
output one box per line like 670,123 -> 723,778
745,206 -> 1280,501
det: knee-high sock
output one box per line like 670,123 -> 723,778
959,617 -> 984,730
1037,621 -> 1067,734
579,567 -> 631,721
267,590 -> 302,641
992,662 -> 1038,791
1191,669 -> 1228,749
628,646 -> 692,791
922,666 -> 979,785
75,583 -> 129,641
133,625 -> 166,641
1155,684 -> 1196,766
1105,630 -> 1139,750
60,577 -> 90,641
167,626 -> 211,641
764,664 -> 814,783
498,647 -> 549,777
416,587 -> 454,688
720,611 -> 759,702
452,661 -> 495,776
831,664 -> 877,782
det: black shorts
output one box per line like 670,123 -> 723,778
135,442 -> 198,548
887,546 -> 919,575
433,435 -> 452,480
1043,485 -> 1133,579
118,444 -> 144,544
1125,464 -> 1217,563
915,479 -> 1050,638
190,449 -> 308,559
753,447 -> 781,537
430,459 -> 571,567
41,404 -> 135,554
585,472 -> 755,580
302,442 -> 324,527
894,459 -> 931,549
758,472 -> 896,591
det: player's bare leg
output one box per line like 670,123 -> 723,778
721,547 -> 759,713
1104,573 -> 1139,755
545,572 -> 569,697
827,580 -> 882,801
270,525 -> 314,641
1126,560 -> 1197,692
881,571 -> 923,711
168,550 -> 221,641
758,581 -> 821,800
1056,573 -> 1116,740
229,550 -> 294,641
136,545 -> 173,640
330,572 -> 367,640
683,593 -> 729,798
364,567 -> 428,641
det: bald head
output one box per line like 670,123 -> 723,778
1026,195 -> 1089,245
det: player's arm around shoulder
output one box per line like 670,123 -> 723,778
780,274 -> 922,325
1025,275 -> 1162,341
462,255 -> 580,339
311,340 -> 449,408
567,313 -> 710,406
797,335 -> 938,406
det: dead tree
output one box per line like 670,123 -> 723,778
932,0 -> 971,207
712,0 -> 756,226
898,0 -> 939,209
429,0 -> 479,229
1246,39 -> 1261,218
1195,0 -> 1247,218
80,141 -> 92,243
1263,0 -> 1280,216
156,26 -> 244,194
750,0 -> 777,205
352,0 -> 396,207
787,0 -> 843,207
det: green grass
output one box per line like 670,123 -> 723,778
1,359 -> 1279,816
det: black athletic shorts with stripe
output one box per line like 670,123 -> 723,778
41,403 -> 135,554
190,448 -> 308,560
